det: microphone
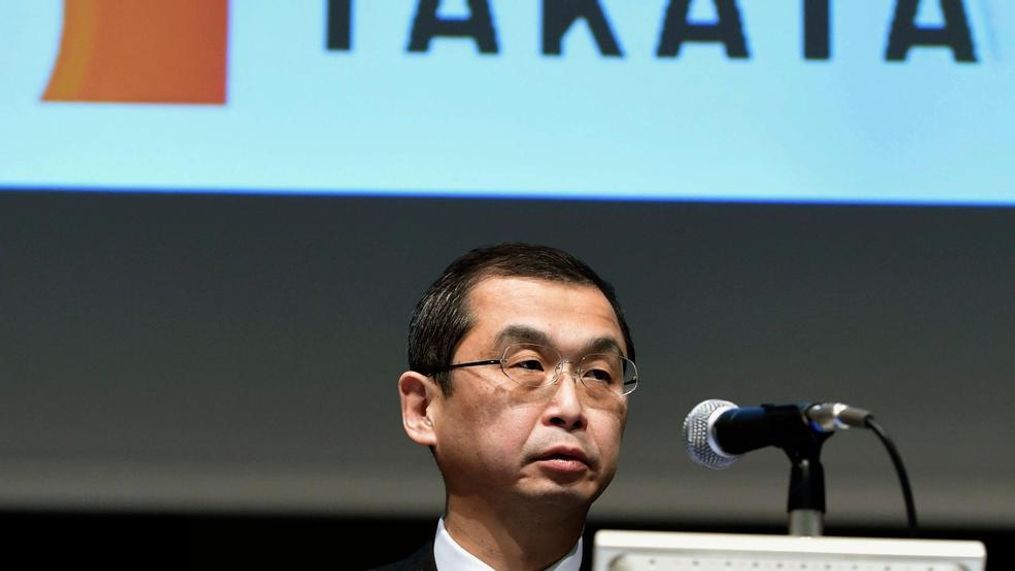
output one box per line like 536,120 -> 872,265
682,399 -> 872,469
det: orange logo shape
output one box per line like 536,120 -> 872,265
43,0 -> 228,104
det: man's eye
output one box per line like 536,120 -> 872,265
514,359 -> 545,371
583,368 -> 614,383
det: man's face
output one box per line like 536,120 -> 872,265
428,276 -> 629,511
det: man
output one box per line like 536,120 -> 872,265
378,243 -> 638,571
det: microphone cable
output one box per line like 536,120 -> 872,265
864,415 -> 918,537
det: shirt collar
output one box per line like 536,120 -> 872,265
433,517 -> 583,571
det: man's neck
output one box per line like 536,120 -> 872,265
443,498 -> 586,571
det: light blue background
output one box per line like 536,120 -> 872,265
0,1 -> 1012,205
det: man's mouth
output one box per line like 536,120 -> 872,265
534,447 -> 591,472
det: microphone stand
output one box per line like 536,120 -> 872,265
783,429 -> 832,536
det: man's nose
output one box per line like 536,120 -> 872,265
545,362 -> 586,430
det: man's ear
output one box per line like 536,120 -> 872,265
398,370 -> 439,447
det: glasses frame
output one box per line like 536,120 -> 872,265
426,343 -> 638,397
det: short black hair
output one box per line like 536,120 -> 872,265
408,243 -> 635,395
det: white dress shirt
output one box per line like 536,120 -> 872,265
433,517 -> 583,571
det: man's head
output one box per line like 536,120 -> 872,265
407,243 -> 635,396
398,244 -> 636,524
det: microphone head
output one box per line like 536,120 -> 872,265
682,399 -> 740,470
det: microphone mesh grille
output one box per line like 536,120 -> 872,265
682,399 -> 739,470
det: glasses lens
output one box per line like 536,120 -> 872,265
501,344 -> 560,387
579,353 -> 638,396
500,344 -> 638,396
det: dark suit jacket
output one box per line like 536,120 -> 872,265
370,541 -> 437,571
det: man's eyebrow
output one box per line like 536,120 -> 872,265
583,336 -> 625,357
494,325 -> 552,348
493,326 -> 626,357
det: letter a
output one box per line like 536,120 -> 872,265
886,0 -> 976,62
657,0 -> 749,58
408,0 -> 499,54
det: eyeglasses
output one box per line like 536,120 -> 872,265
428,343 -> 638,397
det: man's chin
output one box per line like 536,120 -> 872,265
515,478 -> 603,510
